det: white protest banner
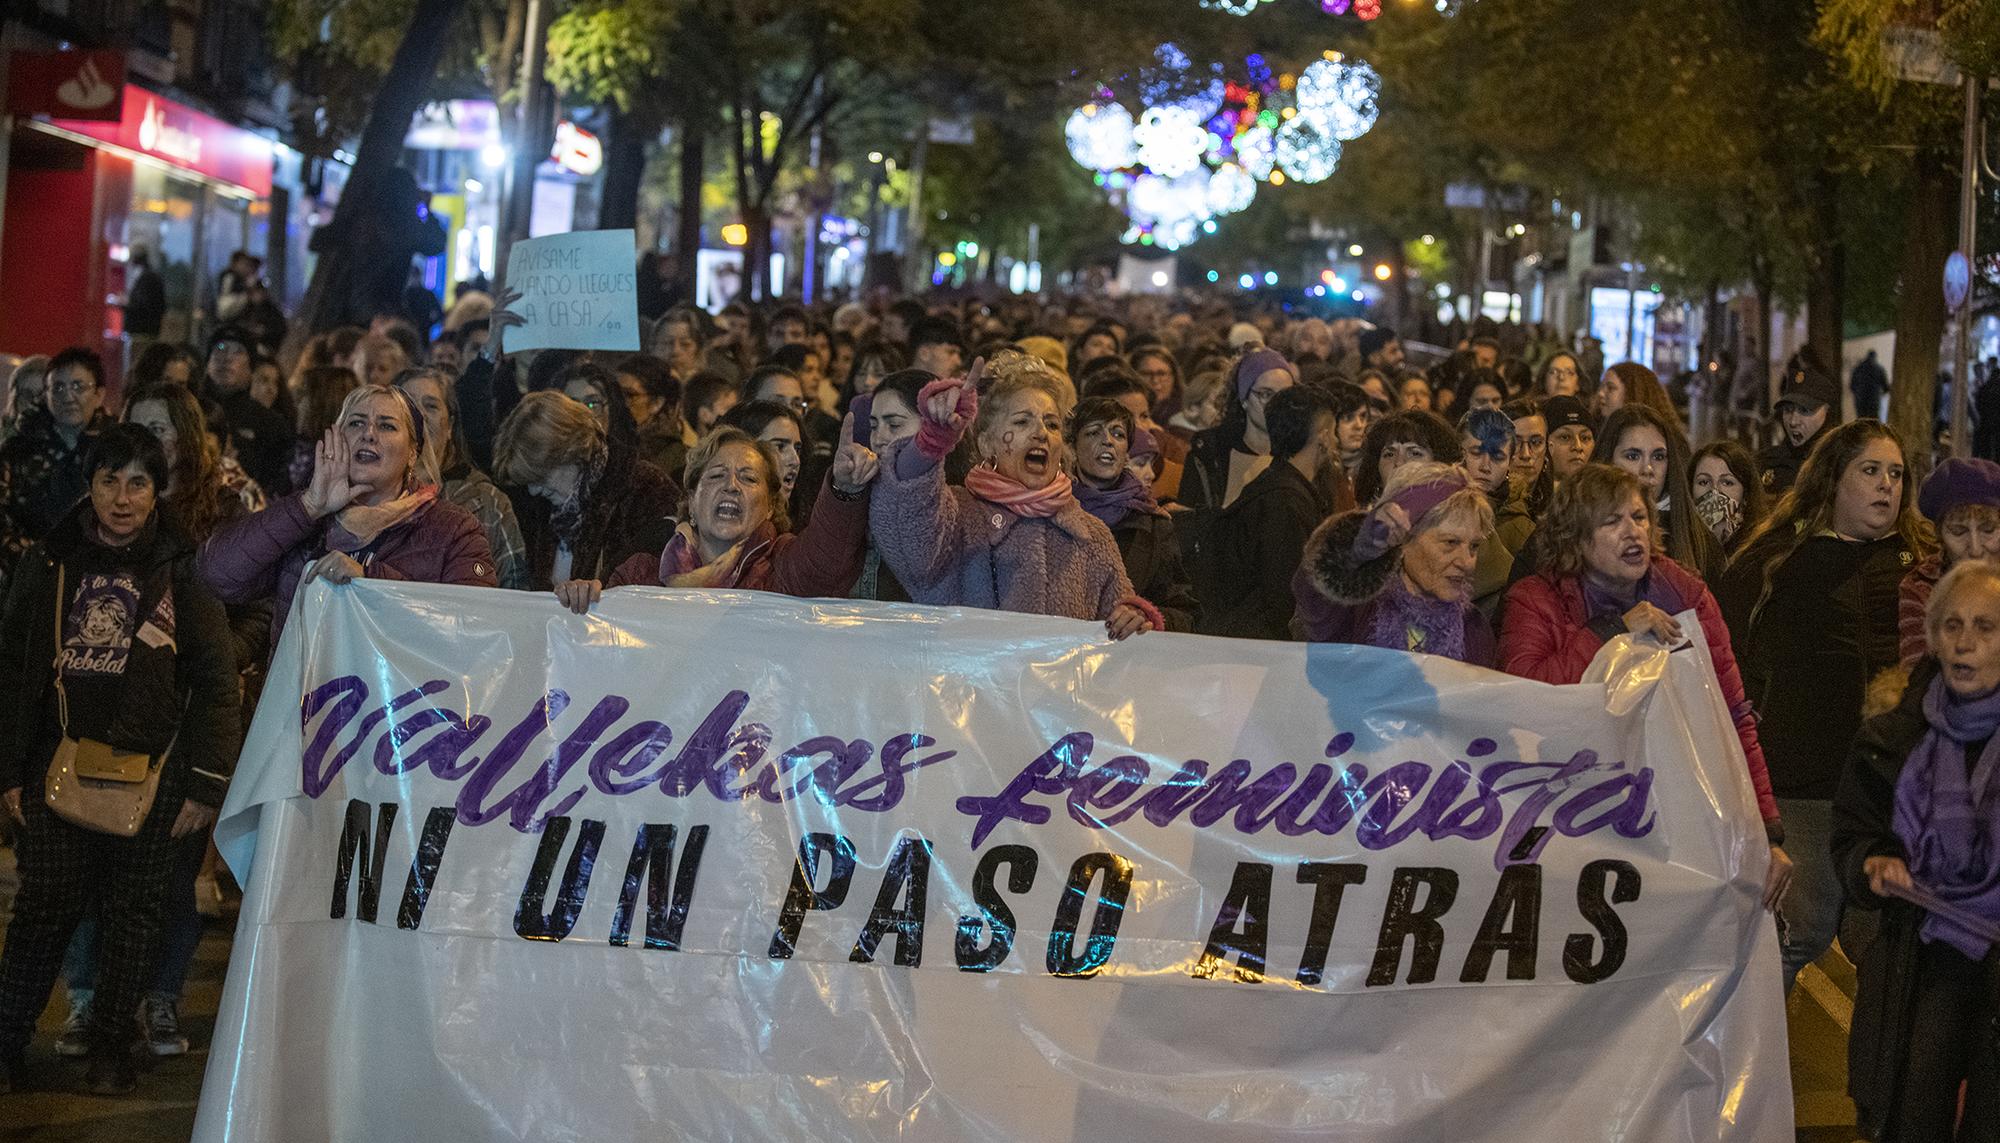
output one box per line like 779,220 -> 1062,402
501,228 -> 640,352
195,582 -> 1792,1142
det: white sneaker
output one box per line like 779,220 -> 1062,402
53,994 -> 91,1057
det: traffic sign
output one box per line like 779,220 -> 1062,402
1946,250 -> 1972,311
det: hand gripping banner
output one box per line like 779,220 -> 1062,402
194,581 -> 1793,1141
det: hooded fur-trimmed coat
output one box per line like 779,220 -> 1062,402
1290,509 -> 1497,667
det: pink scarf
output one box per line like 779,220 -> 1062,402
963,465 -> 1077,519
656,521 -> 778,588
327,485 -> 437,551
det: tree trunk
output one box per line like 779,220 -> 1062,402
292,0 -> 466,342
744,201 -> 772,301
1804,171 -> 1845,389
1891,153 -> 1956,470
675,119 -> 705,302
597,106 -> 649,233
1386,238 -> 1409,336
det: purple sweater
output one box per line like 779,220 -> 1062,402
198,493 -> 497,648
868,439 -> 1136,621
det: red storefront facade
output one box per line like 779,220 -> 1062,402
2,56 -> 275,380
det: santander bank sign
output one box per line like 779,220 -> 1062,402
55,86 -> 273,198
136,98 -> 204,167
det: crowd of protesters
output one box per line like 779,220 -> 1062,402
0,279 -> 1996,1140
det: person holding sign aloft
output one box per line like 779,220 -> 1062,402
868,353 -> 1161,641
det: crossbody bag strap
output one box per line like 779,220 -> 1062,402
50,564 -> 68,736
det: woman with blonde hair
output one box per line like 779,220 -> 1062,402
495,390 -> 678,594
199,384 -> 496,647
869,356 -> 1160,639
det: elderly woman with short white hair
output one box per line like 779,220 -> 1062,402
1835,559 -> 2000,1141
1292,459 -> 1497,665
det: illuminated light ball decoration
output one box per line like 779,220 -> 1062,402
1068,43 -> 1382,249
1207,162 -> 1257,215
1296,56 -> 1381,141
1133,105 -> 1209,178
1233,124 -> 1276,180
1065,103 -> 1138,172
1142,43 -> 1227,119
1274,114 -> 1341,183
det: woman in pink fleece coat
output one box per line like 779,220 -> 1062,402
867,355 -> 1160,640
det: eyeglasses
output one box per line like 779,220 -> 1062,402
48,380 -> 98,398
785,396 -> 812,413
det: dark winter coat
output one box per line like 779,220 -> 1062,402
1291,510 -> 1498,667
452,355 -> 520,478
1113,511 -> 1199,633
0,502 -> 240,807
1756,427 -> 1826,498
0,409 -> 109,583
1179,426 -> 1236,514
1718,527 -> 1916,799
1194,458 -> 1328,640
507,446 -> 681,591
198,493 -> 498,649
209,388 -> 296,498
1830,656 -> 1940,1140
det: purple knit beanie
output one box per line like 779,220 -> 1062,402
1386,469 -> 1472,527
1919,457 -> 2000,523
1232,348 -> 1296,402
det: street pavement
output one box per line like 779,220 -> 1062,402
0,844 -> 1867,1142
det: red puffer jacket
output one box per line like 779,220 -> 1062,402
1499,556 -> 1782,837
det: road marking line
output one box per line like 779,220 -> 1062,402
1800,963 -> 1853,1034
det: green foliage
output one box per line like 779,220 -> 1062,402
544,1 -> 680,113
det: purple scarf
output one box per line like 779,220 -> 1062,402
1365,574 -> 1469,662
1073,470 -> 1161,531
1893,674 -> 2000,958
1580,568 -> 1688,624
